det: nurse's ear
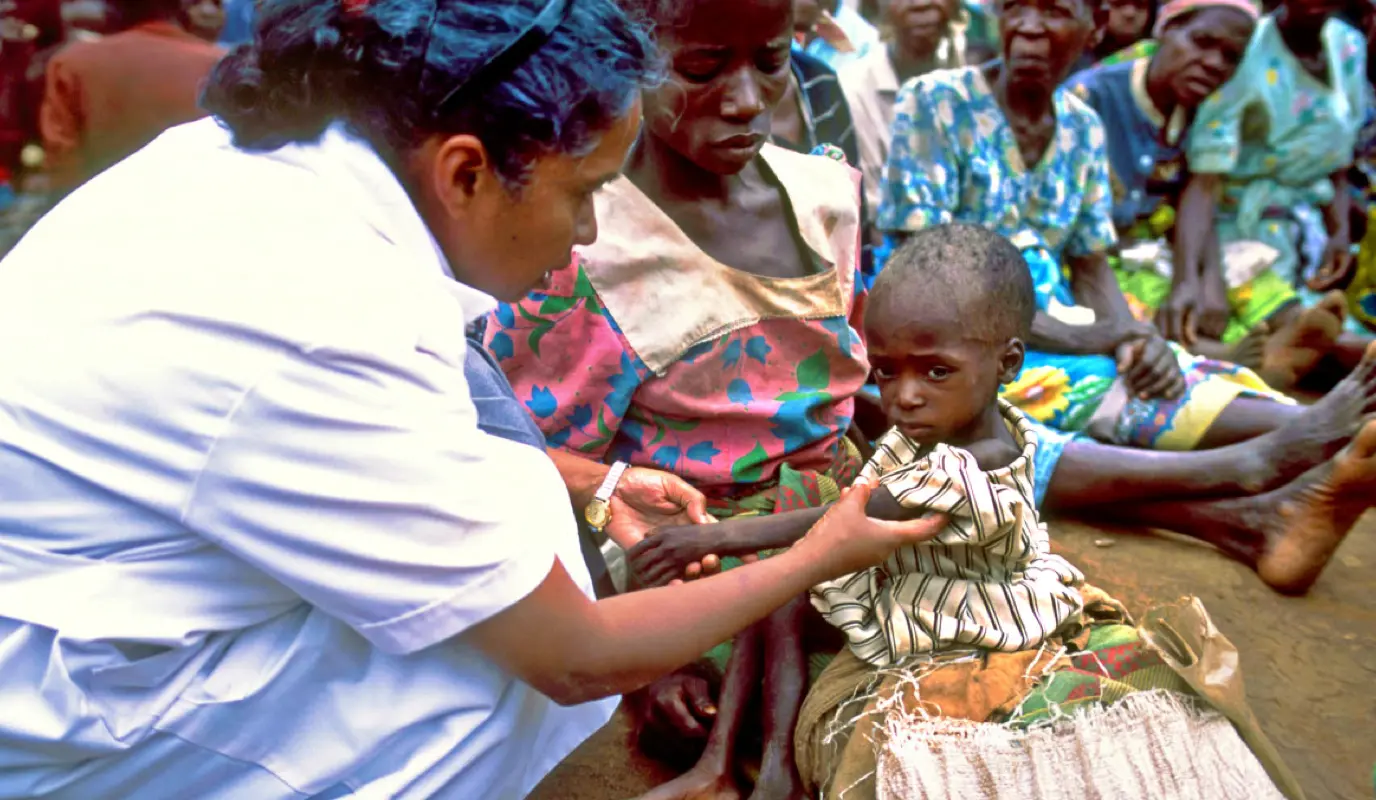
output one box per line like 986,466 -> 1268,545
423,134 -> 504,217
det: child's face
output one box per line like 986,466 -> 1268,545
866,311 -> 1024,449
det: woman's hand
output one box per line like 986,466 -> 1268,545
791,480 -> 947,578
1156,277 -> 1201,345
1309,233 -> 1357,293
1196,270 -> 1231,342
606,468 -> 716,551
1116,332 -> 1185,402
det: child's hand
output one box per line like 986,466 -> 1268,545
628,524 -> 725,588
794,480 -> 947,580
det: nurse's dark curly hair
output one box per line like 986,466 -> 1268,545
202,0 -> 660,188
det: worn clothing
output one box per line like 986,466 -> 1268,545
878,67 -> 1286,447
0,119 -> 614,799
1068,55 -> 1189,233
1068,51 -> 1299,343
812,401 -> 1084,667
40,22 -> 224,189
782,50 -> 860,168
1189,15 -> 1368,323
840,51 -> 962,224
486,144 -> 870,500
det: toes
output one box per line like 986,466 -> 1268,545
1348,419 -> 1376,459
1320,291 -> 1349,321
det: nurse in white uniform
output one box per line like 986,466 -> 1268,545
0,0 -> 947,797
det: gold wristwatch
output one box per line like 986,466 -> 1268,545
584,461 -> 630,533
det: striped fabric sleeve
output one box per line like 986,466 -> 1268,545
875,441 -> 1039,561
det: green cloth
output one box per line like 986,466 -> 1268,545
1004,624 -> 1195,728
1114,259 -> 1299,343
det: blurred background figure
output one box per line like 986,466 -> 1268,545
215,0 -> 249,46
38,0 -> 223,192
0,0 -> 61,207
180,0 -> 223,41
794,0 -> 882,68
842,0 -> 964,236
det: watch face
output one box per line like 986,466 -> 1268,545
586,502 -> 611,530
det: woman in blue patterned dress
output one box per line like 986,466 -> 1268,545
876,0 -> 1307,453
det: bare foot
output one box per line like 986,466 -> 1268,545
1255,420 -> 1376,594
638,761 -> 744,800
1259,295 -> 1345,389
1248,340 -> 1376,492
748,754 -> 806,800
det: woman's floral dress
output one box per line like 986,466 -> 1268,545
878,67 -> 1284,450
1188,15 -> 1369,333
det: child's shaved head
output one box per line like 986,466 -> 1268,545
868,224 -> 1036,343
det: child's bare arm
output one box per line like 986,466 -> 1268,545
628,485 -> 916,587
960,438 -> 1021,473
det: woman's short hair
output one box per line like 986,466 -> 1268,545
202,0 -> 660,188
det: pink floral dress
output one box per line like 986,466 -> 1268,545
485,145 -> 870,501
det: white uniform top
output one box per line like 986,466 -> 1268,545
0,119 -> 615,799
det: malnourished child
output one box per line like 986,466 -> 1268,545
629,223 -> 1087,796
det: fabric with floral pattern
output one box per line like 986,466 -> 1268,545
878,67 -> 1284,448
1188,15 -> 1369,331
486,144 -> 871,500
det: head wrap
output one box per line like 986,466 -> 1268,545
1153,0 -> 1260,37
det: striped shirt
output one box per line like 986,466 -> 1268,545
811,400 -> 1085,666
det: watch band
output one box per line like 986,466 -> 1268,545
594,461 -> 631,505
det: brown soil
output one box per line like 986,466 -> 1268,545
530,513 -> 1376,800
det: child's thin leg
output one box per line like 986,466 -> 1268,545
749,596 -> 810,800
640,624 -> 762,800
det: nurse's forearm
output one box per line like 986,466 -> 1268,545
469,548 -> 833,707
546,447 -> 609,512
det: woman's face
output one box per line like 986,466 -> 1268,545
183,0 -> 224,39
1280,0 -> 1345,29
424,102 -> 643,302
887,0 -> 951,57
997,0 -> 1097,89
643,0 -> 794,175
1104,0 -> 1151,46
1154,7 -> 1254,107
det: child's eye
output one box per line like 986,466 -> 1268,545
927,367 -> 952,381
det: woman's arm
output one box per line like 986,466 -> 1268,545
546,447 -> 714,549
1165,173 -> 1226,343
465,482 -> 946,706
1311,168 -> 1357,291
1027,252 -> 1141,356
547,446 -> 610,512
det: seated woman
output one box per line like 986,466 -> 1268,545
877,0 -> 1316,456
1068,0 -> 1351,389
491,0 -> 1376,791
492,0 -> 872,795
1179,0 -> 1374,367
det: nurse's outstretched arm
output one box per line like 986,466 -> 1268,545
464,481 -> 944,707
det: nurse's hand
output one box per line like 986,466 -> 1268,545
791,480 -> 947,578
606,468 -> 715,552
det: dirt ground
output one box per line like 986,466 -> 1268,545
530,513 -> 1376,800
